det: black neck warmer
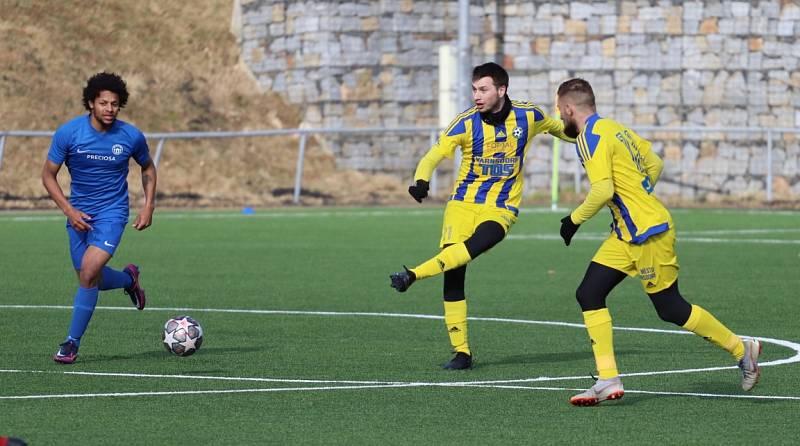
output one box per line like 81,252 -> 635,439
480,94 -> 512,126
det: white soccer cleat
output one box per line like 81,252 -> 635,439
570,376 -> 624,406
738,338 -> 762,391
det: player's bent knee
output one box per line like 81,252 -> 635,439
464,221 -> 505,258
77,268 -> 102,288
575,283 -> 605,311
648,282 -> 691,326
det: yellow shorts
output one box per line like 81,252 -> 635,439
592,228 -> 679,293
439,200 -> 517,248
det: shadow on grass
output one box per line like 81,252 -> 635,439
82,346 -> 267,363
476,348 -> 645,368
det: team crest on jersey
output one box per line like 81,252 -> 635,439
111,144 -> 124,155
512,127 -> 523,138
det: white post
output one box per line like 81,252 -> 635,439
429,131 -> 438,195
230,0 -> 242,43
0,134 -> 6,171
438,44 -> 457,196
153,138 -> 167,167
457,0 -> 470,108
766,129 -> 773,202
455,0 -> 469,191
293,133 -> 308,204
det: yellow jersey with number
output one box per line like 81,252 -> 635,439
431,101 -> 573,215
577,114 -> 672,244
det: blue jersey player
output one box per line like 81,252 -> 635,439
42,72 -> 157,364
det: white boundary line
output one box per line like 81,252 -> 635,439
507,233 -> 800,245
466,384 -> 800,401
3,383 -> 800,402
1,305 -> 799,401
0,207 -> 574,223
0,209 -> 443,222
1,207 -> 798,223
2,305 -> 799,369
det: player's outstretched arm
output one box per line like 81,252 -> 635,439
41,159 -> 93,231
541,112 -> 577,144
408,148 -> 445,203
560,178 -> 614,246
133,159 -> 157,230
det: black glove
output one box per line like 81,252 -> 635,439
560,215 -> 580,246
408,180 -> 429,203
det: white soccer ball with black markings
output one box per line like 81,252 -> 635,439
162,315 -> 204,356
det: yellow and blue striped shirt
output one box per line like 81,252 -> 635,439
576,114 -> 672,244
429,101 -> 573,215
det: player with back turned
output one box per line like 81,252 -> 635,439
555,78 -> 761,406
42,72 -> 157,364
389,62 -> 575,370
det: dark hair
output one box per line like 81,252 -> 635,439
472,62 -> 509,88
556,78 -> 596,109
82,72 -> 129,110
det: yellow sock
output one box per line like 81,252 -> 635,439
583,308 -> 618,379
683,304 -> 744,360
410,243 -> 472,280
444,300 -> 470,355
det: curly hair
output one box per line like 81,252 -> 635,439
82,72 -> 129,110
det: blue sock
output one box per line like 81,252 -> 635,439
67,286 -> 99,346
99,266 -> 133,291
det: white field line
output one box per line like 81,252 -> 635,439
4,210 -> 796,242
1,207 -> 797,223
0,207 -> 578,223
1,305 -> 798,401
680,228 -> 800,235
0,209 -> 440,222
507,232 -> 800,244
0,383 -> 423,400
0,369 -> 405,385
2,382 -> 800,402
465,384 -> 800,401
1,305 -> 798,369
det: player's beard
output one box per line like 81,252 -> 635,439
563,118 -> 579,138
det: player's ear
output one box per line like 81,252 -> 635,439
498,85 -> 507,97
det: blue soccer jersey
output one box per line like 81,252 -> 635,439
47,115 -> 151,222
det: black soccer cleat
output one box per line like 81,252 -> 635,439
443,352 -> 472,370
389,266 -> 416,292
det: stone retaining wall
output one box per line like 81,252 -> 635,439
238,0 -> 800,203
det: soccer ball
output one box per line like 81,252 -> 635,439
162,316 -> 204,356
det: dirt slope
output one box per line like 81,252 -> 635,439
0,0 -> 405,209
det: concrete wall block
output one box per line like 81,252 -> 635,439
237,0 -> 800,202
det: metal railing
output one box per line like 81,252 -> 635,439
621,125 -> 799,203
1,125 -> 797,204
0,127 -> 439,204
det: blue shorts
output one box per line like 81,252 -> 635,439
66,220 -> 126,269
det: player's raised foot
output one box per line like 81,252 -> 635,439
53,339 -> 78,364
389,266 -> 416,293
443,351 -> 472,370
738,338 -> 762,391
570,376 -> 624,406
123,264 -> 146,310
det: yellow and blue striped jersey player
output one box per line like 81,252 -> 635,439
390,62 -> 575,370
555,78 -> 761,406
